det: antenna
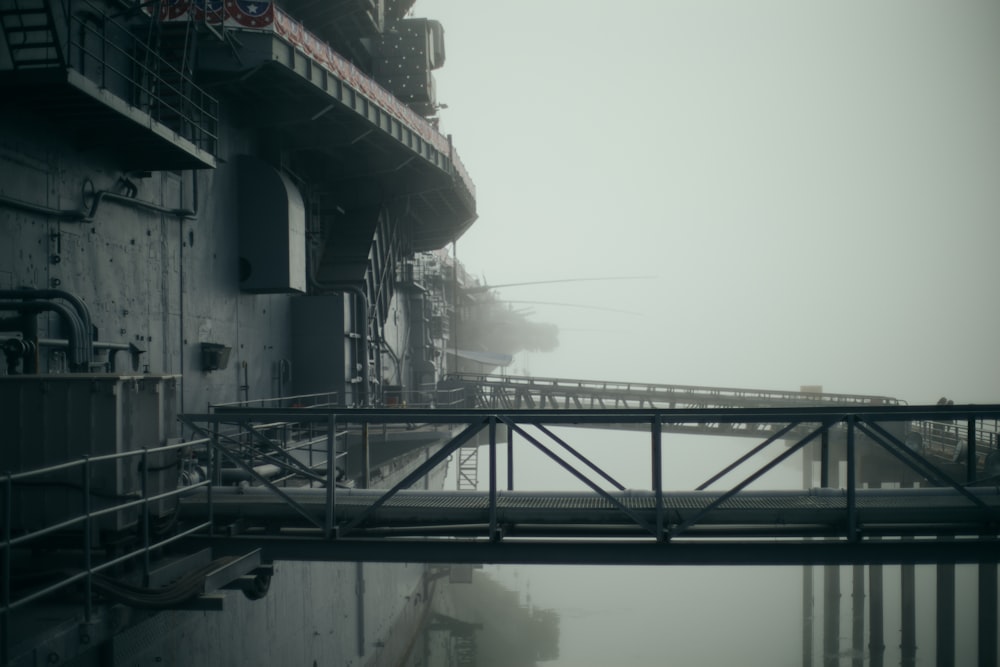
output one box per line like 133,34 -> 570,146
463,275 -> 655,294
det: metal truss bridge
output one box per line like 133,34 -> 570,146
172,402 -> 1000,567
443,373 -> 997,488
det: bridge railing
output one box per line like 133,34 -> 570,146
444,372 -> 904,410
909,416 -> 1000,466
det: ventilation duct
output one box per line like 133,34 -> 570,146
237,156 -> 306,293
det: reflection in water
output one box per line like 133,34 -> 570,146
412,568 -> 560,667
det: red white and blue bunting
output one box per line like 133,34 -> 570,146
153,0 -> 473,196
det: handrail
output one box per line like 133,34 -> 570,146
211,391 -> 340,409
70,1 -> 218,154
444,372 -> 904,407
0,436 -> 213,663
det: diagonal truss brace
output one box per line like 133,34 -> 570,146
180,418 -> 325,531
501,417 -> 660,538
696,421 -> 800,490
240,421 -> 328,484
338,419 -> 489,536
671,420 -> 834,539
533,423 -> 626,491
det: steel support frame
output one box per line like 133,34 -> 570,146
177,404 -> 1000,552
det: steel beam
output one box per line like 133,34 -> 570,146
869,563 -> 884,667
186,537 -> 1000,566
852,564 -> 864,667
823,564 -> 840,667
803,564 -> 814,666
937,558 -> 955,667
901,560 -> 917,667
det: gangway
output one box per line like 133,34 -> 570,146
445,373 -> 903,412
443,373 -> 999,472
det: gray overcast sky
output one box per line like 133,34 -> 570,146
418,0 -> 1000,404
416,2 -> 999,665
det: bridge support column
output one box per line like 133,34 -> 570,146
803,565 -> 814,667
901,478 -> 918,667
980,559 -> 998,667
852,564 -> 864,667
869,562 -> 884,667
822,447 -> 840,667
901,561 -> 917,666
937,553 -> 955,667
362,422 -> 370,489
824,564 -> 840,667
802,440 -> 817,666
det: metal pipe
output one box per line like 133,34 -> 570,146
0,193 -> 86,221
0,288 -> 93,345
0,288 -> 95,371
218,464 -> 283,482
0,300 -> 89,369
0,336 -> 135,371
84,188 -> 196,221
0,176 -> 197,223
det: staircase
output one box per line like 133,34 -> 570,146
0,0 -> 217,167
0,0 -> 63,69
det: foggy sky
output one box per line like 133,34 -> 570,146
420,0 -> 1000,404
418,2 -> 1000,665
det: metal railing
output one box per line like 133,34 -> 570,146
446,372 -> 904,409
910,417 -> 1000,464
67,1 -> 218,154
1,437 -> 213,664
211,391 -> 340,410
0,0 -> 222,155
383,384 -> 465,408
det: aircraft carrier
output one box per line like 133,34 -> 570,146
0,0 -> 482,663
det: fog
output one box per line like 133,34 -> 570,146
420,0 -> 1000,403
418,1 -> 1000,665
